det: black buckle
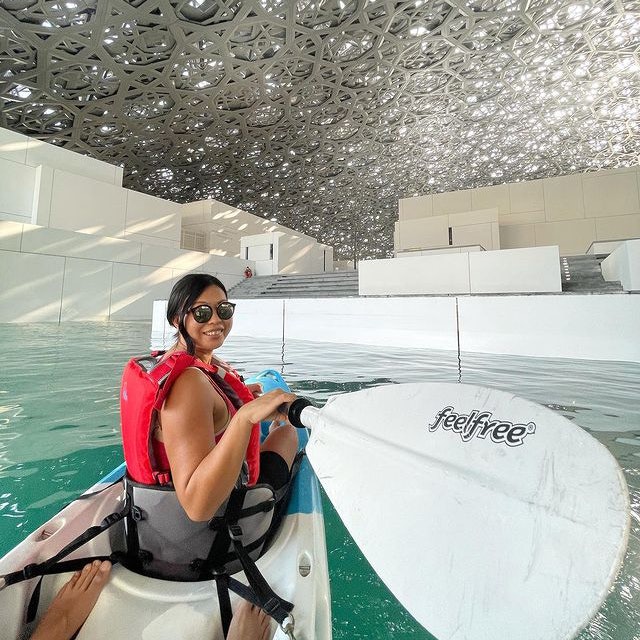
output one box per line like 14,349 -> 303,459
263,597 -> 281,615
190,558 -> 205,573
21,563 -> 39,580
131,506 -> 145,522
228,524 -> 243,540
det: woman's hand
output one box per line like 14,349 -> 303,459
245,382 -> 263,399
235,388 -> 296,426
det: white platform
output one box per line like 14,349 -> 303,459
359,245 -> 562,296
152,294 -> 640,363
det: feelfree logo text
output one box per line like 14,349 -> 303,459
428,406 -> 536,447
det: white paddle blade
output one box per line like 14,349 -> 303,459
306,383 -> 630,640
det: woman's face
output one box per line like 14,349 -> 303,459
179,284 -> 233,355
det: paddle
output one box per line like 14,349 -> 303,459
288,383 -> 630,640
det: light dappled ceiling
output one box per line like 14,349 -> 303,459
0,1 -> 639,260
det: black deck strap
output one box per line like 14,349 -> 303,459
224,486 -> 293,625
229,536 -> 293,624
223,450 -> 304,623
25,576 -> 43,624
2,504 -> 128,588
237,497 -> 275,519
23,553 -> 119,626
45,507 -> 128,569
214,572 -> 233,639
124,480 -> 142,570
226,576 -> 262,607
5,553 -> 119,589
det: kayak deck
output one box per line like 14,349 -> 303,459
0,455 -> 331,640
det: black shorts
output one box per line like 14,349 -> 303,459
257,451 -> 290,490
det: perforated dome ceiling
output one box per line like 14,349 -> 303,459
1,1 -> 638,260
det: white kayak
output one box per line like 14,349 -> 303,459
0,371 -> 331,640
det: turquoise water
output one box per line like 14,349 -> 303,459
0,322 -> 639,640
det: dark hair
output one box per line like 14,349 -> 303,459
166,273 -> 228,355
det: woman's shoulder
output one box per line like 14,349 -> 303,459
161,366 -> 220,414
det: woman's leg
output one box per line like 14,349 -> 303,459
31,560 -> 111,640
260,422 -> 298,470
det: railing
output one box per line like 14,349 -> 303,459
585,237 -> 639,255
394,244 -> 486,257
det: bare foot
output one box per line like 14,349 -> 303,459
31,560 -> 111,640
227,599 -> 272,640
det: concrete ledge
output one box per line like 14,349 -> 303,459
359,253 -> 470,295
360,245 -> 562,295
458,295 -> 639,361
469,245 -> 561,294
151,293 -> 640,362
586,239 -> 633,255
285,297 -> 458,351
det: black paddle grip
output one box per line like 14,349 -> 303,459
287,398 -> 313,429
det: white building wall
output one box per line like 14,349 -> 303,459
182,200 -> 282,257
240,232 -> 333,275
0,220 -> 247,322
182,200 -> 334,274
0,127 -> 181,248
0,126 -> 334,304
0,126 -> 123,187
277,233 -> 327,274
395,208 -> 500,252
399,166 -> 640,255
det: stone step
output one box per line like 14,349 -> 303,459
229,271 -> 359,299
560,255 -> 623,293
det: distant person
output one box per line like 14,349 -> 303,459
244,266 -> 253,278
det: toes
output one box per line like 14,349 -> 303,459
94,560 -> 112,584
75,561 -> 101,591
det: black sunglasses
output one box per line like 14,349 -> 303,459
188,301 -> 236,323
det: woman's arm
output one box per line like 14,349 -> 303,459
160,368 -> 295,521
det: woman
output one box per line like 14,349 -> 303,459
120,272 -> 299,638
154,272 -> 298,521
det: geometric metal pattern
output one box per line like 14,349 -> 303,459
1,1 -> 639,261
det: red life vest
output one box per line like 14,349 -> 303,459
120,351 -> 260,486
